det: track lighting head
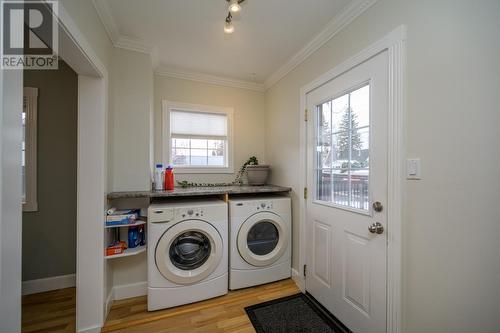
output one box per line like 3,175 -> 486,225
228,0 -> 241,13
224,13 -> 234,34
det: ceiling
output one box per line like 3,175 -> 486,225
94,0 -> 371,88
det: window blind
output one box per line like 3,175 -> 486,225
170,110 -> 227,138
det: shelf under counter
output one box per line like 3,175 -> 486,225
105,220 -> 146,229
105,245 -> 146,259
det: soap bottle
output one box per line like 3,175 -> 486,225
154,164 -> 164,190
164,165 -> 175,191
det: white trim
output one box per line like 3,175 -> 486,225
22,274 -> 76,295
162,101 -> 235,174
112,281 -> 147,300
266,0 -> 378,89
22,87 -> 38,212
155,66 -> 266,92
92,0 -> 119,44
299,25 -> 406,333
56,2 -> 109,331
0,68 -> 23,333
291,268 -> 305,292
105,289 -> 114,316
77,325 -> 102,333
115,35 -> 154,54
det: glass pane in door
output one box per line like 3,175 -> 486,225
315,84 -> 370,211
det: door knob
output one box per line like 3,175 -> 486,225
372,201 -> 383,212
368,222 -> 384,234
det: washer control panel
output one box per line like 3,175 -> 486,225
179,208 -> 205,219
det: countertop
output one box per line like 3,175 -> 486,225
107,184 -> 292,199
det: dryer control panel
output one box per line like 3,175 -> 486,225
235,201 -> 274,211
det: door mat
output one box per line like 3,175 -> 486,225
245,293 -> 348,333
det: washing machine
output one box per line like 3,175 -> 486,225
147,199 -> 228,311
229,196 -> 291,290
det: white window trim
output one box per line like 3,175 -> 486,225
23,87 -> 38,212
162,100 -> 234,174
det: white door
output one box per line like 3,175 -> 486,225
305,51 -> 388,333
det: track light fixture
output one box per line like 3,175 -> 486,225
224,0 -> 245,33
224,13 -> 234,34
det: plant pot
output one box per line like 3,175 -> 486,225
246,165 -> 270,185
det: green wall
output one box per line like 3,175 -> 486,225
22,60 -> 77,281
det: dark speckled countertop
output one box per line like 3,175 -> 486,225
107,184 -> 291,199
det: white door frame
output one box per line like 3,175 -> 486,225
57,4 -> 109,333
297,25 -> 406,333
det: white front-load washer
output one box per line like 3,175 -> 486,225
147,199 -> 228,311
229,196 -> 291,290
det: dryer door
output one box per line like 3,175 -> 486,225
237,212 -> 288,267
155,220 -> 223,285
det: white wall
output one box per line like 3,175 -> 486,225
110,48 -> 154,191
0,67 -> 23,333
154,76 -> 267,184
265,0 -> 500,332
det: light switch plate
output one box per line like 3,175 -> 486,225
406,158 -> 421,180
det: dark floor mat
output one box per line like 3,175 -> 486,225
245,293 -> 345,333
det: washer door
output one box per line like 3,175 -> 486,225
155,220 -> 223,285
237,212 -> 288,267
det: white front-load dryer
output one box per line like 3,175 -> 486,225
147,199 -> 228,311
229,196 -> 291,290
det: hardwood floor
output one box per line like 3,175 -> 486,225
22,287 -> 76,333
21,279 -> 299,333
103,279 -> 299,333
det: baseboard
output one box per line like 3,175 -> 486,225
105,289 -> 114,316
291,268 -> 305,292
22,273 -> 76,295
112,281 -> 147,300
77,324 -> 102,333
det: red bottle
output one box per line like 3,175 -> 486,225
164,166 -> 174,191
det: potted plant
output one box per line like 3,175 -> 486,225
244,157 -> 270,186
177,156 -> 270,187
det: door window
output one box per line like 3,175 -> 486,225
247,220 -> 279,256
315,84 -> 370,211
169,231 -> 211,270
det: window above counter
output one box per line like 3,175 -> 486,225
163,101 -> 234,174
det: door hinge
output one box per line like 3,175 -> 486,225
304,109 -> 308,122
304,187 -> 308,200
303,264 -> 307,277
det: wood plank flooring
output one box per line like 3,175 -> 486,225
103,279 -> 299,333
22,287 -> 76,333
21,279 -> 299,333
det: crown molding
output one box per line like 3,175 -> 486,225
115,35 -> 154,54
264,0 -> 379,89
92,0 -> 119,44
155,66 -> 266,92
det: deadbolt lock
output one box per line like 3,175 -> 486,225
372,201 -> 383,212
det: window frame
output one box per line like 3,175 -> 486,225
23,87 -> 38,212
162,100 -> 234,174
